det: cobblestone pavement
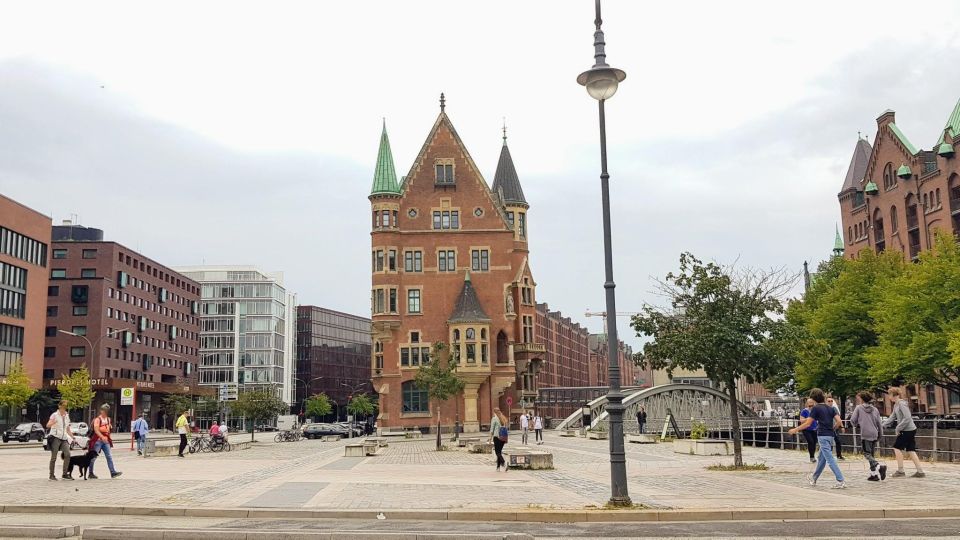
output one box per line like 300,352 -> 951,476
0,431 -> 957,511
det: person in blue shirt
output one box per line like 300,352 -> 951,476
132,413 -> 149,456
789,388 -> 845,489
798,398 -> 819,463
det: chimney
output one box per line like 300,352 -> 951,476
876,109 -> 896,127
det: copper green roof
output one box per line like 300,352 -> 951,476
936,98 -> 960,146
834,225 -> 844,253
370,121 -> 401,196
864,181 -> 879,194
888,123 -> 918,155
897,163 -> 912,178
938,142 -> 955,156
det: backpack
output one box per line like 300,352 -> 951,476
498,426 -> 509,442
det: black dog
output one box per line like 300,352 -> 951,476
68,450 -> 97,480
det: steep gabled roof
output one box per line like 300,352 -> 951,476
448,272 -> 490,323
936,98 -> 960,146
840,137 -> 872,192
888,123 -> 918,155
834,224 -> 844,254
370,121 -> 401,196
491,140 -> 527,207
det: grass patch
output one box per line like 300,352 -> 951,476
706,462 -> 770,471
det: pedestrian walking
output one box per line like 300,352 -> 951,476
636,406 -> 647,434
520,412 -> 529,445
799,398 -> 819,463
176,409 -> 189,458
490,408 -> 509,472
533,414 -> 544,445
132,412 -> 150,456
883,387 -> 925,478
788,388 -> 845,489
850,391 -> 886,481
46,400 -> 74,481
826,396 -> 845,460
88,404 -> 122,479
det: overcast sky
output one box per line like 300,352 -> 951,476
2,1 -> 960,347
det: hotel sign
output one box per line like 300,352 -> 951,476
45,377 -> 210,396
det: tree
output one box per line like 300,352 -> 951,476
57,366 -> 95,415
162,392 -> 194,430
868,232 -> 960,394
414,341 -> 465,450
347,393 -> 375,419
305,392 -> 332,420
792,250 -> 904,404
27,388 -> 59,422
0,361 -> 34,416
231,390 -> 288,442
630,253 -> 797,467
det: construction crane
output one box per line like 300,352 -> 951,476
585,310 -> 640,334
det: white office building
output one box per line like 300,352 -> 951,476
175,266 -> 296,404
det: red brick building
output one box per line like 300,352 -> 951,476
0,194 -> 51,428
837,98 -> 960,415
43,224 -> 204,429
369,99 -> 545,433
587,333 -> 644,388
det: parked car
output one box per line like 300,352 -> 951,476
302,423 -> 348,439
70,422 -> 89,436
2,423 -> 45,443
256,424 -> 278,432
336,422 -> 364,437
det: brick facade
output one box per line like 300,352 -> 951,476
369,106 -> 544,433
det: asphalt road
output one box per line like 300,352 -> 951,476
214,517 -> 960,538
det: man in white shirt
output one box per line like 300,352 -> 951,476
219,424 -> 229,441
520,413 -> 530,445
46,400 -> 74,481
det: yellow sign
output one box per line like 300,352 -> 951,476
120,387 -> 135,406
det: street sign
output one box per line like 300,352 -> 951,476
120,387 -> 135,406
506,396 -> 513,409
219,383 -> 238,401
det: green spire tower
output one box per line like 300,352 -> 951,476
833,224 -> 844,257
370,120 -> 401,196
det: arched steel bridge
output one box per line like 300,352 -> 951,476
554,383 -> 757,432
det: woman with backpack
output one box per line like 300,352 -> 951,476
490,408 -> 509,472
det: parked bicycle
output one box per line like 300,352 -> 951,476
274,429 -> 302,443
189,433 -> 231,453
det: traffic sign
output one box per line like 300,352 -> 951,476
120,387 -> 135,405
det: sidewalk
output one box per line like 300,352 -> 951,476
0,431 -> 956,513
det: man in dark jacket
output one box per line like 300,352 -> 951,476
636,407 -> 647,434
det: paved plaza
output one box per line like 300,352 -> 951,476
1,431 -> 958,513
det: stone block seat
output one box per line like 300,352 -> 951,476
626,433 -> 658,444
457,436 -> 481,448
503,448 -> 553,470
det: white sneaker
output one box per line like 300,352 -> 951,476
806,474 -> 817,486
831,481 -> 846,489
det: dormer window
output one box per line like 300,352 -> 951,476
435,159 -> 455,185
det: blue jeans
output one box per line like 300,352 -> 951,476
91,440 -> 117,475
136,434 -> 145,453
814,436 -> 844,482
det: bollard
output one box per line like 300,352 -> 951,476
932,421 -> 938,463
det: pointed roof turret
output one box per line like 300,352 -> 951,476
839,137 -> 872,193
833,224 -> 844,256
491,126 -> 528,207
936,97 -> 960,146
370,120 -> 401,196
448,271 -> 490,323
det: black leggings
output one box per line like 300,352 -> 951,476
833,433 -> 843,457
493,437 -> 505,468
178,434 -> 188,456
801,430 -> 818,459
535,429 -> 543,442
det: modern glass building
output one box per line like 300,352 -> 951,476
175,266 -> 296,404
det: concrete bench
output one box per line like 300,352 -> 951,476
320,435 -> 341,442
365,437 -> 389,447
559,429 -> 579,437
504,450 -> 553,470
467,441 -> 493,454
626,433 -> 658,444
457,436 -> 481,448
380,430 -> 406,438
344,442 -> 379,457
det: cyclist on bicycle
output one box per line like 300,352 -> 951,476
210,421 -> 220,437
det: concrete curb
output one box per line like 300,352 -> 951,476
0,524 -> 79,538
82,528 -> 534,540
4,504 -> 960,522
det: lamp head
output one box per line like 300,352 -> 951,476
577,66 -> 626,101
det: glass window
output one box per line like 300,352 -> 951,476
388,250 -> 397,271
81,268 -> 96,278
48,286 -> 59,296
471,250 -> 489,271
402,381 -> 429,413
51,269 -> 66,279
47,306 -> 58,317
451,211 -> 459,229
408,289 -> 421,314
433,211 -> 442,230
73,306 -> 88,316
53,249 -> 68,259
45,326 -> 57,337
71,326 -> 87,336
389,288 -> 397,313
70,346 -> 86,357
82,249 -> 97,259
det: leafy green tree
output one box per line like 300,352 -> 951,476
231,390 -> 288,442
414,341 -> 465,450
305,392 -> 333,420
868,232 -> 960,394
27,388 -> 59,421
630,253 -> 797,467
57,366 -> 95,414
162,392 -> 195,429
347,393 -> 375,418
793,250 -> 904,404
0,361 -> 34,414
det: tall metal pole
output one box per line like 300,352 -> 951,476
598,97 -> 631,506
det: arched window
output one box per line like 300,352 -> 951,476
402,381 -> 429,413
936,188 -> 942,207
453,329 -> 460,343
923,193 -> 929,209
883,163 -> 895,189
848,226 -> 853,243
890,206 -> 899,233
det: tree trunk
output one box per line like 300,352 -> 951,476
726,379 -> 743,468
435,400 -> 442,450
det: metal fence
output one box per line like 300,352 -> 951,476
619,417 -> 960,462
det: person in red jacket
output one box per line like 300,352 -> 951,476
88,404 -> 122,479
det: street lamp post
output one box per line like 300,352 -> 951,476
59,328 -> 131,420
341,381 -> 368,439
577,0 -> 631,507
294,376 -> 325,417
